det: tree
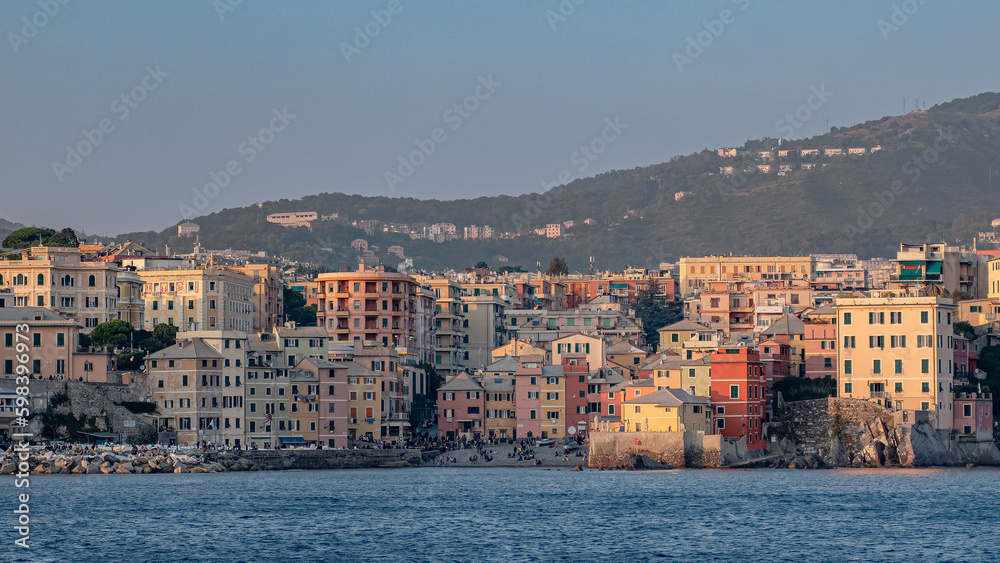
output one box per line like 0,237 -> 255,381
152,323 -> 179,346
284,286 -> 317,326
497,265 -> 524,274
632,280 -> 683,350
2,227 -> 55,249
47,228 -> 79,247
473,261 -> 489,269
953,321 -> 976,341
126,424 -> 158,445
546,257 -> 568,276
88,320 -> 135,349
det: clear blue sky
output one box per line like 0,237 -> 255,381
2,0 -> 998,235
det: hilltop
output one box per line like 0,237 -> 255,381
14,92 -> 1000,271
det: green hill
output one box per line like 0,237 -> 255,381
51,92 -> 1000,270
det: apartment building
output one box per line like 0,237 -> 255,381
835,297 -> 956,430
246,332 -> 290,449
679,255 -> 814,297
315,264 -> 433,363
460,293 -> 508,370
298,357 -> 350,448
147,338 -> 224,447
180,330 -> 249,448
228,263 -> 283,333
710,346 -> 767,446
891,243 -> 986,298
138,266 -> 254,333
437,372 -> 485,442
422,279 -> 466,376
0,246 -> 119,332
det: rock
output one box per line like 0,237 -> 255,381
49,467 -> 61,474
190,467 -> 207,473
86,465 -> 100,474
115,465 -> 133,474
174,465 -> 189,473
103,454 -> 119,463
54,458 -> 71,469
100,466 -> 113,474
119,462 -> 134,473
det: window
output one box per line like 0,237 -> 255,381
894,359 -> 903,374
890,312 -> 902,324
843,312 -> 852,325
869,335 -> 884,349
824,358 -> 832,369
530,410 -> 536,420
921,382 -> 930,393
920,311 -> 929,324
964,404 -> 972,417
921,359 -> 929,374
895,382 -> 903,393
844,360 -> 852,375
729,385 -> 739,399
844,383 -> 852,394
921,401 -> 929,411
872,359 -> 881,374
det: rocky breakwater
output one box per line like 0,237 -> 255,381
0,449 -> 227,475
0,447 -> 427,475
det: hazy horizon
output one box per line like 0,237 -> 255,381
3,1 -> 999,235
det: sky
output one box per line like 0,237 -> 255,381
2,0 -> 999,235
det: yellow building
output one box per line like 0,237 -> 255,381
347,363 -> 382,440
657,319 -> 720,356
956,298 -> 998,327
835,297 -> 956,430
679,255 -> 814,297
483,374 -> 515,441
621,389 -> 712,432
137,267 -> 254,333
0,246 -> 120,333
491,339 -> 547,362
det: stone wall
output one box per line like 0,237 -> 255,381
218,448 -> 424,470
23,379 -> 154,439
588,431 -> 736,469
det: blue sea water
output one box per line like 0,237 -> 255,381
4,467 -> 999,562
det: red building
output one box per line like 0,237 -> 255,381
562,356 -> 590,438
710,346 -> 767,449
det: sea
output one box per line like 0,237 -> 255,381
5,467 -> 999,562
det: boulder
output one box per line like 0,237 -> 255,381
115,465 -> 133,474
119,462 -> 134,473
174,465 -> 189,473
190,467 -> 207,473
86,465 -> 101,474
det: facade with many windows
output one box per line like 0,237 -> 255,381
0,247 -> 119,333
835,297 -> 956,430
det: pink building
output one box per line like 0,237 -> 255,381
514,355 -> 544,439
437,372 -> 485,442
953,391 -> 993,440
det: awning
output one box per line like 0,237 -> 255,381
609,283 -> 629,289
279,436 -> 307,444
926,262 -> 942,274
